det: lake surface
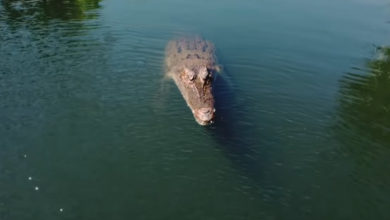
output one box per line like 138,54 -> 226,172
1,0 -> 390,219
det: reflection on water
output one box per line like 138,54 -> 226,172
337,46 -> 390,185
1,0 -> 100,22
338,47 -> 390,147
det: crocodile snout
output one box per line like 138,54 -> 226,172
193,107 -> 215,125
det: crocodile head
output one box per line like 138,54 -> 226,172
175,66 -> 216,125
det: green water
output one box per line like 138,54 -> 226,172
1,0 -> 390,219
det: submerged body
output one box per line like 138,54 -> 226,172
165,36 -> 220,125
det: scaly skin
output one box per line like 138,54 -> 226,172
165,36 -> 220,125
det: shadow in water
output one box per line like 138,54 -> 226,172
207,69 -> 265,186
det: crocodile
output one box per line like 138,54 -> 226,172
165,36 -> 220,125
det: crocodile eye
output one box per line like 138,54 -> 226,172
188,72 -> 195,81
199,67 -> 209,80
184,69 -> 195,81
